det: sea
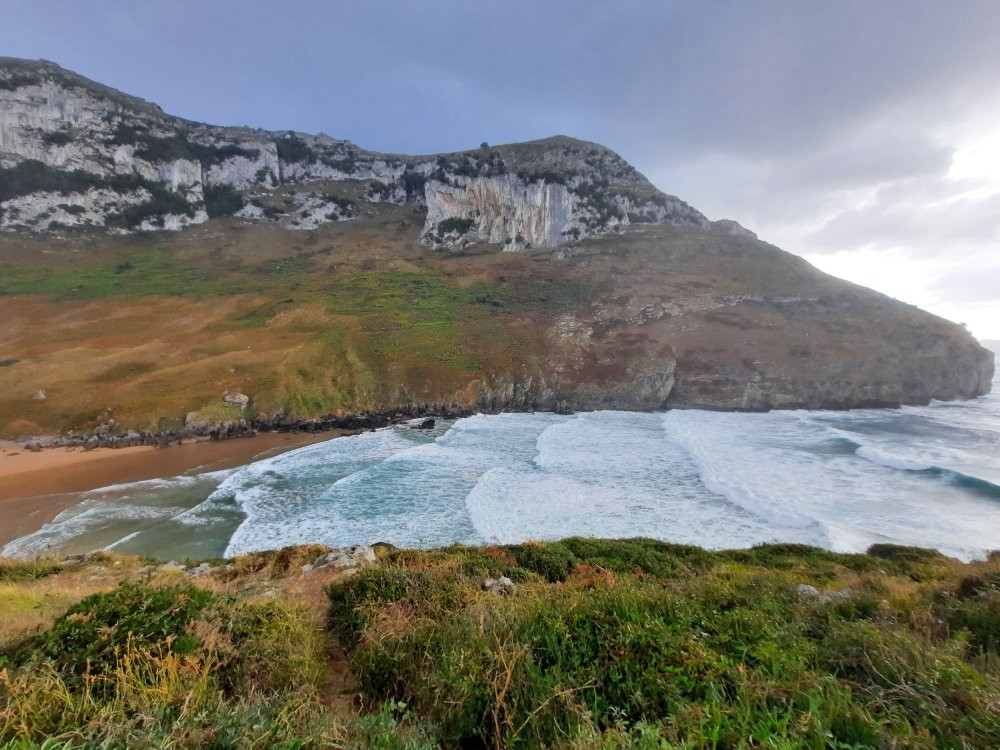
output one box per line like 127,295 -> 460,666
4,362 -> 998,562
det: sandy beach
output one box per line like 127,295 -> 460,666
0,432 -> 341,548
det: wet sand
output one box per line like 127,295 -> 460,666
0,432 -> 342,548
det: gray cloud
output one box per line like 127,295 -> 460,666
808,184 -> 1000,254
927,257 -> 1000,306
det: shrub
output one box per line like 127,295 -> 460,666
0,72 -> 42,91
203,183 -> 245,218
328,540 -> 1000,749
5,581 -> 212,683
105,185 -> 195,229
435,217 -> 474,236
0,578 -> 333,746
42,130 -> 73,146
275,134 -> 315,163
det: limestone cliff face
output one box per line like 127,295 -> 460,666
0,58 -> 707,245
418,138 -> 708,249
423,175 -> 576,250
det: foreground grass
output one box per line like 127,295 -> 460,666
1,540 -> 999,748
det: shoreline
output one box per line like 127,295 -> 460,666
0,431 -> 344,548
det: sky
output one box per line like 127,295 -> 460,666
2,0 -> 999,338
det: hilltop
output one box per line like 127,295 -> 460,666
0,57 -> 993,440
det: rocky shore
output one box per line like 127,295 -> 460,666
16,401 -> 478,452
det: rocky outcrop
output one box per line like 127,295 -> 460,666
0,58 -> 709,246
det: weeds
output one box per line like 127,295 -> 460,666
3,541 -> 998,747
329,540 -> 1000,748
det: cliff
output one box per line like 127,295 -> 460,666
0,58 -> 705,248
0,57 -> 992,438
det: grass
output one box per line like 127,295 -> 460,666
328,539 -> 1000,749
0,235 -> 578,435
0,246 -> 255,300
1,540 -> 999,747
0,549 -> 436,748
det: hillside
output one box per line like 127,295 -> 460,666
2,540 -> 999,747
0,58 -> 993,440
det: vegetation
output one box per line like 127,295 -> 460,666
112,123 -> 260,168
330,540 -> 1000,748
41,131 -> 73,147
104,184 -> 196,229
1,540 -> 998,747
0,72 -> 42,91
0,223 -> 599,435
275,135 -> 315,164
0,160 -> 144,204
0,159 -> 199,229
435,217 -> 474,236
204,183 -> 245,218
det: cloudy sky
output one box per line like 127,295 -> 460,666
3,0 -> 999,337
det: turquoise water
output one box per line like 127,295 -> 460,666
5,361 -> 998,561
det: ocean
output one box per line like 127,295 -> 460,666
5,363 -> 998,562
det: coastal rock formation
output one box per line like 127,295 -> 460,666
0,57 -> 993,439
0,58 -> 704,246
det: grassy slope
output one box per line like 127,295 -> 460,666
0,213 -> 983,438
1,540 -> 999,748
0,212 -> 586,437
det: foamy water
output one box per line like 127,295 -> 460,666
5,364 -> 998,561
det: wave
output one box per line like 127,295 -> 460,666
810,421 -> 1000,498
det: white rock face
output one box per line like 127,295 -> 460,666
424,175 -> 577,249
1,187 -> 148,230
0,78 -> 117,175
421,173 -> 710,250
204,141 -> 281,189
0,59 -> 723,245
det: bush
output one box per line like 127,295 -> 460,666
328,540 -> 1000,749
42,130 -> 73,146
0,579 -> 333,746
204,183 -> 245,218
435,217 -> 474,236
105,184 -> 195,229
7,581 -> 213,683
275,134 -> 315,164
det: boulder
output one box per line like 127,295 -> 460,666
314,544 -> 376,569
411,418 -> 436,430
224,392 -> 250,408
797,583 -> 853,603
483,576 -> 516,594
185,562 -> 214,576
